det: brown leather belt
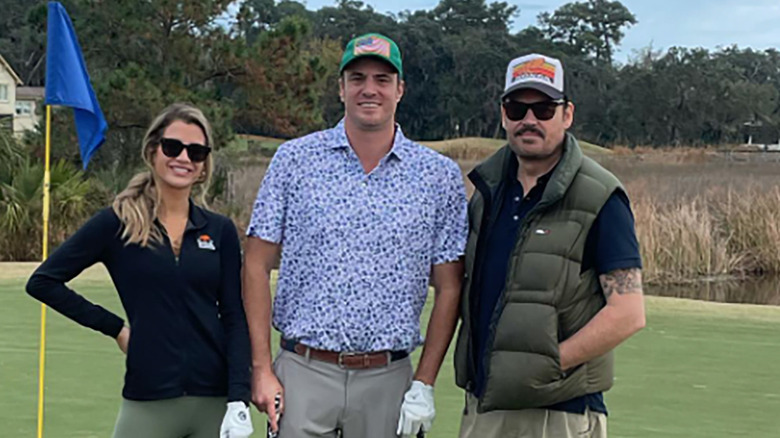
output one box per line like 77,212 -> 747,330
281,339 -> 409,370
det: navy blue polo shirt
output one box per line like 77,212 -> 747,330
472,158 -> 641,415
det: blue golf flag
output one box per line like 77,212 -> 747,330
45,1 -> 107,169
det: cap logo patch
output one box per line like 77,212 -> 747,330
197,234 -> 216,251
354,36 -> 391,57
512,58 -> 556,83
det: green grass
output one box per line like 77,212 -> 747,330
3,263 -> 779,437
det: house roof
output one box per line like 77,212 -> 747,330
17,86 -> 45,100
0,54 -> 23,85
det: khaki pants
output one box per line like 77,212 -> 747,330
274,349 -> 413,438
459,394 -> 607,438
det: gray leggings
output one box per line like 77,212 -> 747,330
112,396 -> 226,438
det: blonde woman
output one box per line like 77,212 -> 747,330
26,103 -> 253,438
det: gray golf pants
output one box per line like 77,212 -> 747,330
274,349 -> 413,438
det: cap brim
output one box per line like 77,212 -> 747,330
340,55 -> 400,75
501,82 -> 564,101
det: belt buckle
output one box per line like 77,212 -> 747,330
338,351 -> 362,369
337,351 -> 392,369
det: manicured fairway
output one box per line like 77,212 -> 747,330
2,263 -> 779,437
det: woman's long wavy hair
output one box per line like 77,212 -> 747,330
112,103 -> 214,247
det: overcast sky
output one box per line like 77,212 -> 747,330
299,0 -> 780,62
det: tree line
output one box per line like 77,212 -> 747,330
2,0 -> 780,171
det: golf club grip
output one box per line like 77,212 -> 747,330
266,394 -> 282,438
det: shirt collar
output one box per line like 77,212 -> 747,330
186,199 -> 208,231
506,155 -> 558,189
154,199 -> 208,234
329,118 -> 412,161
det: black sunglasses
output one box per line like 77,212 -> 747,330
502,100 -> 566,121
159,138 -> 211,163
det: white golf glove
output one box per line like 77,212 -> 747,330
396,380 -> 435,437
220,401 -> 253,438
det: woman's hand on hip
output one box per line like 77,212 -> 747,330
115,326 -> 130,354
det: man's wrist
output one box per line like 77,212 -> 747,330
251,360 -> 274,373
412,372 -> 435,386
558,342 -> 575,371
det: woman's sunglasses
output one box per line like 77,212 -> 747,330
502,100 -> 566,121
160,138 -> 211,163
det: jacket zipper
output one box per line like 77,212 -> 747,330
480,200 -> 550,406
160,223 -> 190,395
159,224 -> 182,267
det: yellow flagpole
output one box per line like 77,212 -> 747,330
37,105 -> 52,438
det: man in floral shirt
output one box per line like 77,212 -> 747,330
242,33 -> 468,438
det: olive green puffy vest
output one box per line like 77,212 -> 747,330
453,133 -> 624,413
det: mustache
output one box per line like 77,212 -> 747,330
515,125 -> 545,138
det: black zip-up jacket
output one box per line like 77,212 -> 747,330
26,203 -> 251,402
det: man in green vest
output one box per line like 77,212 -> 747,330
454,53 -> 646,438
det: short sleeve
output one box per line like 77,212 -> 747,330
246,143 -> 296,243
583,190 -> 643,275
432,160 -> 468,265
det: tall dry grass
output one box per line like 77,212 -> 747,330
719,188 -> 780,275
631,183 -> 780,284
219,146 -> 780,285
602,151 -> 780,284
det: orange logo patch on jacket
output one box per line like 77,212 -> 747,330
197,234 -> 216,250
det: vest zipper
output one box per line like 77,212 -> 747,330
466,172 -> 498,399
481,206 -> 542,402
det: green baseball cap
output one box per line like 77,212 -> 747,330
339,33 -> 403,78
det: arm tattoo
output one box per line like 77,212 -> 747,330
599,268 -> 643,299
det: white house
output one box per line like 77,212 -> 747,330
0,53 -> 44,137
15,86 -> 45,135
0,53 -> 22,134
